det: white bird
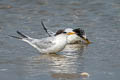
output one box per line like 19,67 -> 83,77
41,21 -> 91,44
10,29 -> 76,54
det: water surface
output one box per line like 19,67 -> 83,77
0,0 -> 120,80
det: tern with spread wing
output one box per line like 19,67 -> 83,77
41,21 -> 91,44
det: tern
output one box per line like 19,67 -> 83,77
41,21 -> 91,44
10,29 -> 77,54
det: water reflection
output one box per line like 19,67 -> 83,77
19,44 -> 88,79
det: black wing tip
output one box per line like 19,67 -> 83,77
8,35 -> 22,39
41,20 -> 44,25
16,30 -> 22,35
41,20 -> 46,30
40,20 -> 51,37
16,30 -> 28,38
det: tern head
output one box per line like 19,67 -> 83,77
55,28 -> 76,36
73,28 -> 91,44
64,28 -> 76,35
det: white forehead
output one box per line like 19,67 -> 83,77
64,28 -> 73,32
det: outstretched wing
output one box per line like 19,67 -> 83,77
9,31 -> 55,50
41,21 -> 55,36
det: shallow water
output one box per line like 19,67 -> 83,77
0,0 -> 120,80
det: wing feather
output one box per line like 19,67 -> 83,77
32,37 -> 55,49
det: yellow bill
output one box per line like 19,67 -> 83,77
67,32 -> 76,35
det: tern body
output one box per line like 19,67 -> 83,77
10,30 -> 76,54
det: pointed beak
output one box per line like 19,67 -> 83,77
67,32 -> 76,35
81,37 -> 91,44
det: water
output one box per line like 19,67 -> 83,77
0,0 -> 120,80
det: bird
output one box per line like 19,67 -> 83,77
72,28 -> 91,44
41,21 -> 91,44
58,28 -> 91,44
9,29 -> 77,54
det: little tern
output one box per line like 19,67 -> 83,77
41,21 -> 91,44
10,29 -> 76,54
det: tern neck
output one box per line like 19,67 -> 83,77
52,34 -> 67,53
55,34 -> 67,45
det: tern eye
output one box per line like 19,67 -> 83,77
63,32 -> 67,33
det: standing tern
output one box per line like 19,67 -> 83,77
41,21 -> 91,44
10,29 -> 77,54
